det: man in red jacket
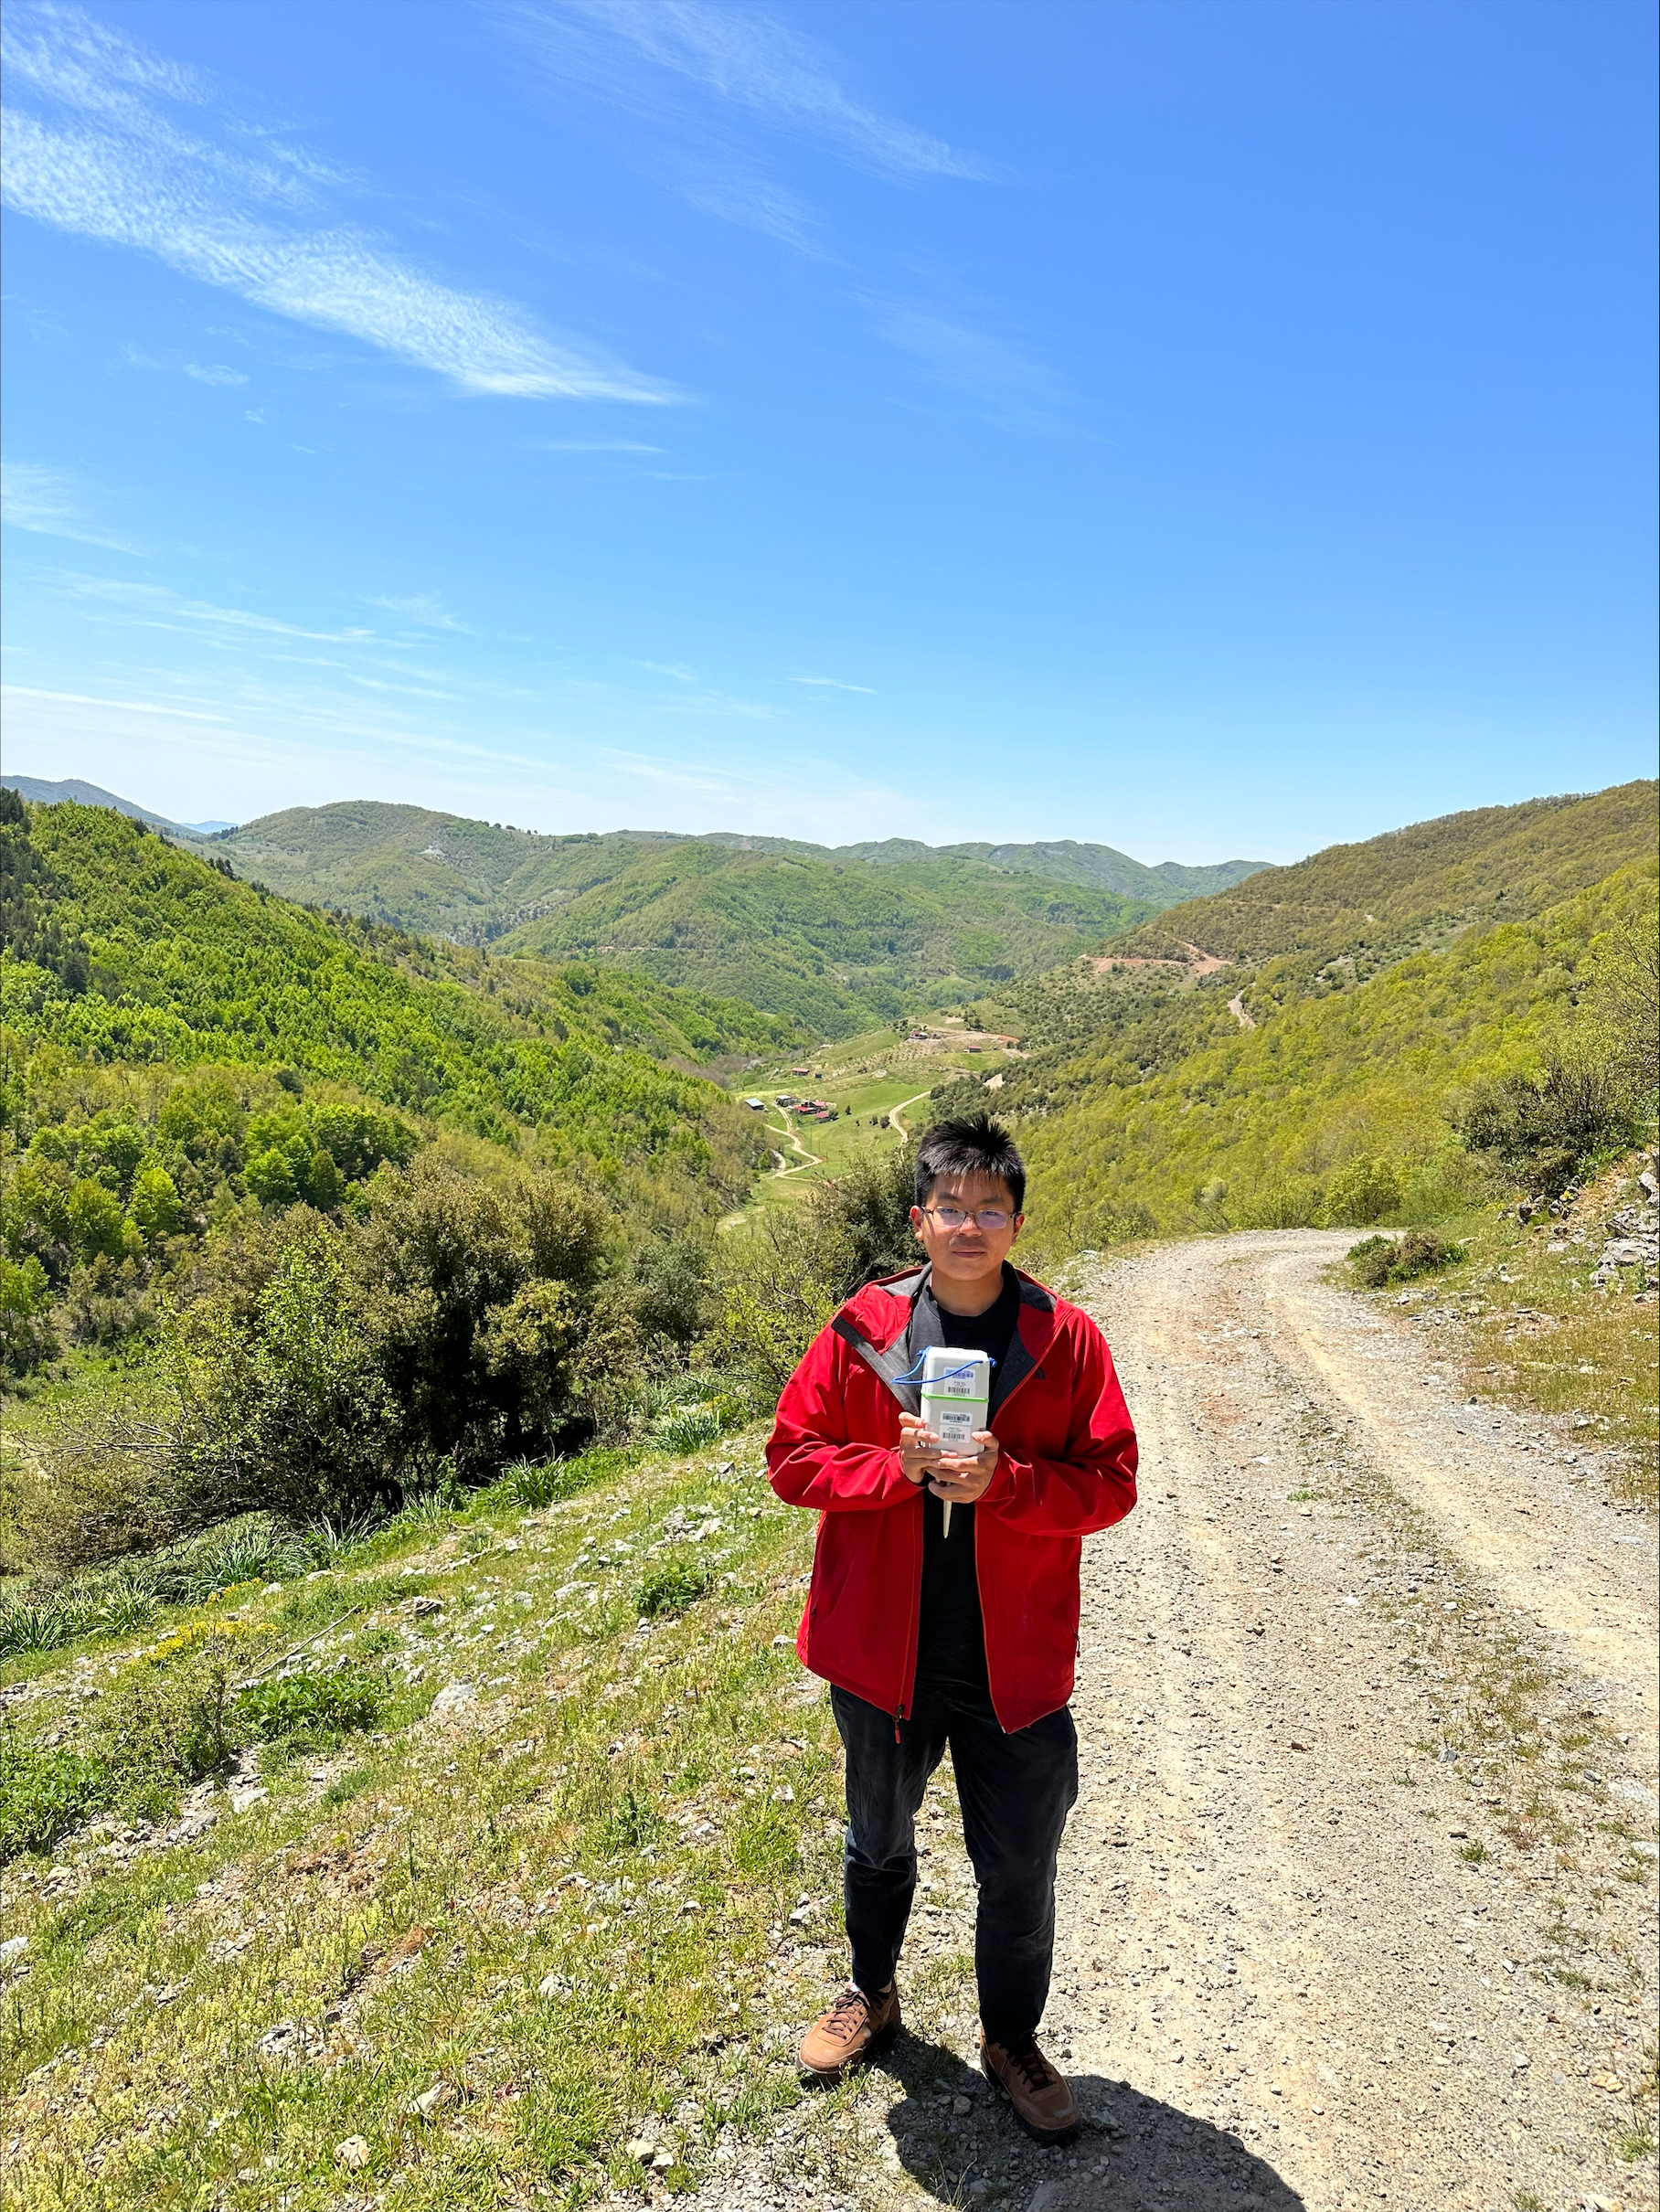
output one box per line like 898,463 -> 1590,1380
766,1113 -> 1138,2143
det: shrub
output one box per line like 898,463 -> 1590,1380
1318,1155 -> 1402,1228
95,1578 -> 160,1633
637,1554 -> 715,1618
300,1507 -> 387,1565
233,1667 -> 389,1745
498,1457 -> 581,1508
148,1519 -> 311,1606
1236,1175 -> 1325,1230
1456,1054 -> 1641,1198
0,1252 -> 58,1372
703,1207 -> 850,1395
0,1739 -> 111,1859
1347,1231 -> 1466,1289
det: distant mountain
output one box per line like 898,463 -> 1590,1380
700,832 -> 1265,901
0,773 -> 218,836
0,782 -> 1262,1036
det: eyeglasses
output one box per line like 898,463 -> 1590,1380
920,1204 -> 1015,1232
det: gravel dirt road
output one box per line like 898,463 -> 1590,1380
679,1232 -> 1658,2212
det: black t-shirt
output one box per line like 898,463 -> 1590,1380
914,1269 -> 1021,1688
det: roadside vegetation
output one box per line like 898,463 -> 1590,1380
1,1425 -> 930,2210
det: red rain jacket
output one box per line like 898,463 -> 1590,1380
766,1264 -> 1138,1733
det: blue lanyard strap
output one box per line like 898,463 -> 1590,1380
892,1352 -> 995,1385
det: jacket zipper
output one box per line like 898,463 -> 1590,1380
978,1335 -> 1049,1734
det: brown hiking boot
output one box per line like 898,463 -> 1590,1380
980,2030 -> 1083,2143
798,1982 -> 900,2080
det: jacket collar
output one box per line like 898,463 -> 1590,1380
832,1261 -> 1057,1418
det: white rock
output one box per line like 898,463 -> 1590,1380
537,1973 -> 566,1999
430,1682 -> 478,1719
229,1787 -> 268,1815
256,2021 -> 302,2058
0,1936 -> 27,1967
334,2137 -> 370,2171
411,2082 -> 454,2120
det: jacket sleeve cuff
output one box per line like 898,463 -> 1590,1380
981,1449 -> 1025,1508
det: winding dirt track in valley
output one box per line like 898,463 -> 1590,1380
887,1091 -> 932,1139
679,1231 -> 1658,2212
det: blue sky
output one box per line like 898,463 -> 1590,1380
2,0 -> 1654,860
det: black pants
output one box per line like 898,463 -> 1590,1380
832,1677 -> 1079,2048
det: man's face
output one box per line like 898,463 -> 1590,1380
909,1170 -> 1023,1281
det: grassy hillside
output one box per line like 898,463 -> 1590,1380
1104,781 -> 1655,970
497,842 -> 1160,1035
0,1423 -> 895,2211
210,803 -> 1261,1023
991,862 -> 1657,1256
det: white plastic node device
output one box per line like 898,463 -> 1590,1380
919,1345 -> 992,1537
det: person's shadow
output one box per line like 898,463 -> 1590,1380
870,2029 -> 1308,2209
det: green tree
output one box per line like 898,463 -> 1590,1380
67,1177 -> 129,1261
130,1161 -> 184,1240
243,1148 -> 299,1207
0,1252 -> 56,1371
302,1148 -> 342,1209
1319,1156 -> 1401,1228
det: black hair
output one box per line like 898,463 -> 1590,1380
913,1112 -> 1026,1216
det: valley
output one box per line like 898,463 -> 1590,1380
1,773 -> 1655,2212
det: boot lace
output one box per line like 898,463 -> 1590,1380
823,1986 -> 876,2046
1008,2040 -> 1058,2093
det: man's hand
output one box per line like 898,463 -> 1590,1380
927,1430 -> 1000,1507
898,1411 -> 943,1486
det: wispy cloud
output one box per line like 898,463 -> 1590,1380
0,458 -> 136,548
59,571 -> 378,642
505,1 -> 984,180
537,437 -> 665,452
875,303 -> 1078,435
371,591 -> 480,633
122,345 -> 248,385
1,2 -> 677,401
2,683 -> 229,721
789,674 -> 875,694
500,0 -> 986,246
639,658 -> 697,681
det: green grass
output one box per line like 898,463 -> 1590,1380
0,1430 -> 876,2211
1361,1161 -> 1658,1507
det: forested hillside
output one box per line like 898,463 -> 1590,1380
0,795 -> 809,1561
207,801 -> 1257,1022
701,831 -> 1264,900
928,782 -> 1658,1255
1104,781 -> 1654,970
497,840 -> 1160,1033
0,802 -> 787,1155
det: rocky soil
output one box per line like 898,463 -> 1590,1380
673,1231 -> 1658,2212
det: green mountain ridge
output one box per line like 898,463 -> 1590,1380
931,779 -> 1658,1251
0,800 -> 783,1185
697,831 -> 1264,899
1101,783 -> 1657,971
203,801 -> 1189,1035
